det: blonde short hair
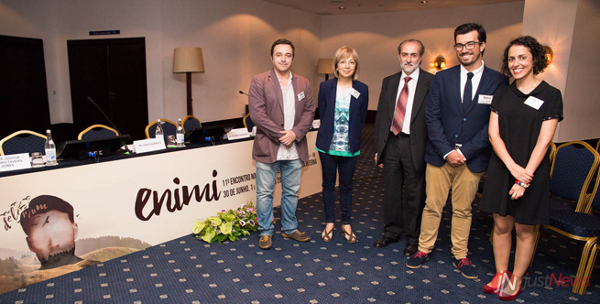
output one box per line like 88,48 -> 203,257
332,46 -> 360,80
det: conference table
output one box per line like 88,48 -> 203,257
0,131 -> 322,269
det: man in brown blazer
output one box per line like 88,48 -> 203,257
248,38 -> 315,250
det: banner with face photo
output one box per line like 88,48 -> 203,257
0,132 -> 321,294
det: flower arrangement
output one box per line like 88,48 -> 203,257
192,202 -> 274,243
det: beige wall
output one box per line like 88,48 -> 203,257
0,0 -> 320,126
160,0 -> 321,122
520,0 -> 600,141
561,0 -> 600,141
2,0 -> 598,141
320,1 -> 525,111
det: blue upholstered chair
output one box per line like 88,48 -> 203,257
582,176 -> 600,294
0,130 -> 47,156
78,124 -> 119,140
549,141 -> 599,212
534,142 -> 600,295
145,119 -> 177,139
182,115 -> 201,134
243,113 -> 254,132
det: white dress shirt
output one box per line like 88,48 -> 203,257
391,68 -> 420,135
276,72 -> 299,160
459,61 -> 485,103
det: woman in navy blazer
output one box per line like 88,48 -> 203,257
316,46 -> 369,243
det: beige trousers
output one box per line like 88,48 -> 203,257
418,163 -> 483,259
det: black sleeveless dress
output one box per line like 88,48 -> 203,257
479,81 -> 563,224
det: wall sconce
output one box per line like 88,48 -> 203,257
543,45 -> 553,65
430,56 -> 446,71
317,58 -> 334,80
173,47 -> 205,116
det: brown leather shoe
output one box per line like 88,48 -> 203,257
259,235 -> 272,249
281,230 -> 311,242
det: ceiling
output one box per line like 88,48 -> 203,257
261,0 -> 523,15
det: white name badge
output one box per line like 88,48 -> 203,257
0,153 -> 32,172
297,91 -> 305,101
312,119 -> 321,129
227,128 -> 251,140
524,96 -> 544,110
132,137 -> 166,154
350,88 -> 360,99
478,94 -> 493,105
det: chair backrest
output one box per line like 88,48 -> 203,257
145,119 -> 178,139
0,130 -> 47,156
550,141 -> 599,211
78,124 -> 119,140
182,115 -> 202,134
584,166 -> 600,214
596,140 -> 599,152
243,113 -> 254,132
549,142 -> 557,167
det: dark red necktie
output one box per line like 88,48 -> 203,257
391,76 -> 411,135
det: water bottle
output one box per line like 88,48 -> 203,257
176,118 -> 185,147
45,129 -> 58,166
155,119 -> 164,140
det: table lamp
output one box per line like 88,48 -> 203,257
173,47 -> 205,115
317,58 -> 334,80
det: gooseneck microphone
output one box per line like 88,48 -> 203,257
87,97 -> 122,136
239,90 -> 248,96
87,96 -> 131,154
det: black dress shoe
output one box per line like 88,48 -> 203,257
373,236 -> 399,248
403,243 -> 418,257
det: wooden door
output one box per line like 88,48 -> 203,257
68,38 -> 148,141
0,35 -> 50,139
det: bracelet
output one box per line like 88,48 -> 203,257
515,180 -> 530,188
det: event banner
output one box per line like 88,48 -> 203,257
0,133 -> 321,294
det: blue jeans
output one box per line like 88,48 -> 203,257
318,152 -> 358,224
256,159 -> 303,236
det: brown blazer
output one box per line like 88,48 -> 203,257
248,69 -> 315,163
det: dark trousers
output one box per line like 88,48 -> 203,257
318,152 -> 358,224
383,132 -> 426,245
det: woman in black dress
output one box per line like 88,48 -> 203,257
479,36 -> 563,300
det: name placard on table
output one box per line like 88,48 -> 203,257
0,153 -> 32,172
227,128 -> 251,140
133,138 -> 166,154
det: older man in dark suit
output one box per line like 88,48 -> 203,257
373,39 -> 434,257
248,38 -> 315,250
407,23 -> 508,280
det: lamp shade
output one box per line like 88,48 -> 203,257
317,58 -> 334,74
173,47 -> 205,73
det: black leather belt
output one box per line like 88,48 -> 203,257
391,131 -> 410,138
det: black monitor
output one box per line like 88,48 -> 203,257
184,124 -> 235,145
57,135 -> 130,160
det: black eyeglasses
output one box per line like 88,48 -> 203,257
454,41 -> 481,51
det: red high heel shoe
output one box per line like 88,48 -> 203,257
498,276 -> 522,301
483,270 -> 510,294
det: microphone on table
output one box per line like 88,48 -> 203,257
239,90 -> 248,96
87,97 -> 122,136
87,96 -> 131,154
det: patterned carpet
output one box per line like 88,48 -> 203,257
2,124 -> 599,303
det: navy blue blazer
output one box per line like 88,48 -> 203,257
316,78 -> 369,154
425,65 -> 508,173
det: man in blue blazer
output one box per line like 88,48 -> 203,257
407,24 -> 508,280
373,39 -> 434,257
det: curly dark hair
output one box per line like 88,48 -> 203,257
501,35 -> 548,77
